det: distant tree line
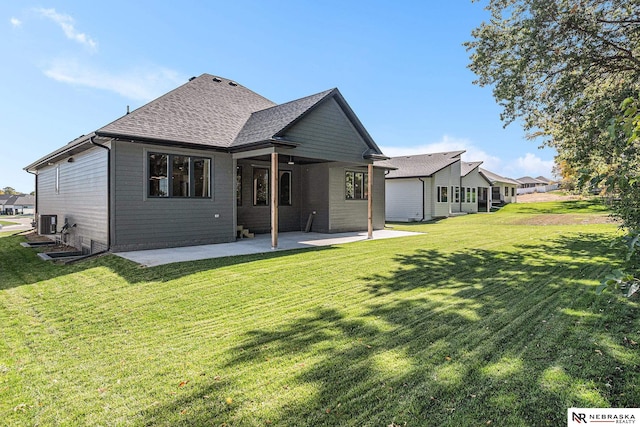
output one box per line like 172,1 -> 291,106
0,187 -> 35,196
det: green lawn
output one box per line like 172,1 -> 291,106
0,220 -> 18,226
1,201 -> 638,426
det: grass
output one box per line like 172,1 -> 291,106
0,220 -> 18,226
1,200 -> 638,426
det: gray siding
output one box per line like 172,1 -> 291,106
236,159 -> 302,234
300,163 -> 330,233
111,141 -> 235,251
285,98 -> 371,164
36,146 -> 108,251
328,165 -> 385,232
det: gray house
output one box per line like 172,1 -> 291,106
24,74 -> 387,253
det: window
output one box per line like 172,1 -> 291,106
453,186 -> 460,203
55,165 -> 60,194
437,186 -> 448,203
471,187 -> 476,203
148,152 -> 211,198
504,186 -> 508,196
466,187 -> 471,203
236,166 -> 242,206
511,187 -> 515,197
253,168 -> 269,206
279,171 -> 292,206
345,171 -> 368,200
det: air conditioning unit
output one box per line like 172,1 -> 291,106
39,215 -> 57,235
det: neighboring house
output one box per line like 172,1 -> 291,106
517,176 -> 547,188
480,168 -> 519,204
536,176 -> 552,184
377,151 -> 465,222
0,195 -> 10,214
0,194 -> 31,215
517,175 -> 559,195
13,195 -> 35,215
24,74 -> 388,253
461,161 -> 492,213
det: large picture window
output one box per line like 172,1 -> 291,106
345,171 -> 368,200
148,152 -> 211,198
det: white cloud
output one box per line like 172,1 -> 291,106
504,153 -> 555,179
10,17 -> 22,27
43,58 -> 185,101
35,8 -> 97,51
380,134 -> 503,171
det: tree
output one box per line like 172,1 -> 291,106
465,0 -> 640,228
2,187 -> 18,195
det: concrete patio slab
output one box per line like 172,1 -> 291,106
114,229 -> 422,267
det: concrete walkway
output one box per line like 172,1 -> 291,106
114,229 -> 421,267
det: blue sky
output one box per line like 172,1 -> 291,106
1,0 -> 556,194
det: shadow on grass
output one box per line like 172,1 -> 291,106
0,234 -> 339,290
141,232 -> 639,426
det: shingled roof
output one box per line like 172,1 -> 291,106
461,161 -> 483,177
232,89 -> 334,148
377,151 -> 465,179
98,74 -> 277,148
479,168 -> 520,185
26,73 -> 385,171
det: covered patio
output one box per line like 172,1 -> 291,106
114,229 -> 421,267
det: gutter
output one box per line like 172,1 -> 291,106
95,131 -> 229,153
89,137 -> 111,251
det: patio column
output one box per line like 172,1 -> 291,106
368,163 -> 373,239
271,152 -> 279,249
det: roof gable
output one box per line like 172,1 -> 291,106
461,161 -> 483,177
232,88 -> 384,158
378,151 -> 465,178
98,74 -> 276,148
479,168 -> 520,185
232,89 -> 333,148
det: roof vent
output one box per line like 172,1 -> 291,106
212,77 -> 222,83
189,76 -> 196,81
228,81 -> 238,87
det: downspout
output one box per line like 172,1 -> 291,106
418,178 -> 425,221
25,169 -> 37,229
89,137 -> 111,251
